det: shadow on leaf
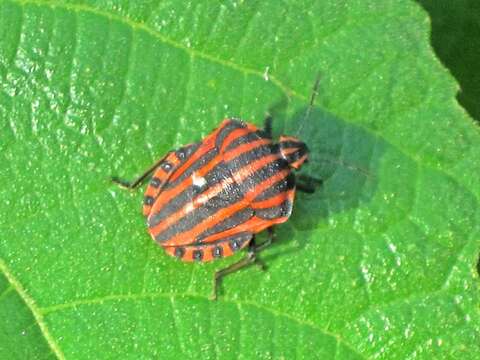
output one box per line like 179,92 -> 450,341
261,106 -> 384,261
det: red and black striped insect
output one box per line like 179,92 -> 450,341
113,81 -> 321,299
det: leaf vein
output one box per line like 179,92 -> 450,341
40,291 -> 367,359
0,258 -> 65,360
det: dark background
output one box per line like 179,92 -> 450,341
418,0 -> 480,123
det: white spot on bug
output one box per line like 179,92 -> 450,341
192,172 -> 207,188
185,202 -> 195,213
197,194 -> 209,204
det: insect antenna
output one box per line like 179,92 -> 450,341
298,76 -> 374,179
296,73 -> 321,137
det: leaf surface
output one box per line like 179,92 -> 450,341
1,0 -> 479,359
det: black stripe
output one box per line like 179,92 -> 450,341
280,140 -> 302,149
255,200 -> 293,220
154,157 -> 285,242
224,143 -> 275,171
148,186 -> 199,228
215,119 -> 246,148
196,207 -> 254,241
148,144 -> 276,228
253,172 -> 295,202
167,232 -> 253,249
236,158 -> 289,194
147,156 -> 229,228
153,185 -> 243,242
164,146 -> 218,189
223,131 -> 264,152
285,147 -> 307,164
211,232 -> 252,248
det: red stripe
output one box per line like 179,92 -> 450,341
149,153 -> 280,238
161,166 -> 289,246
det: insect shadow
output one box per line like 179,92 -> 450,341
260,106 -> 384,261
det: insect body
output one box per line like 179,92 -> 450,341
113,82 -> 320,300
113,119 -> 313,298
144,119 -> 309,260
113,118 -> 317,298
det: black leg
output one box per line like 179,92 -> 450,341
263,114 -> 273,139
296,174 -> 323,193
212,229 -> 276,300
111,153 -> 170,190
254,227 -> 276,253
296,183 -> 316,193
212,241 -> 257,301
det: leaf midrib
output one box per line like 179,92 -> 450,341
0,258 -> 65,360
38,290 -> 367,360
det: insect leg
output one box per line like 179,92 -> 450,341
212,236 -> 268,300
296,174 -> 323,193
254,227 -> 276,253
263,114 -> 273,138
296,183 -> 315,193
111,153 -> 170,190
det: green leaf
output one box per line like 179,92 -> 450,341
0,264 -> 55,359
1,0 -> 479,359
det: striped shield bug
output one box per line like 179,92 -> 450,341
113,77 -> 322,300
